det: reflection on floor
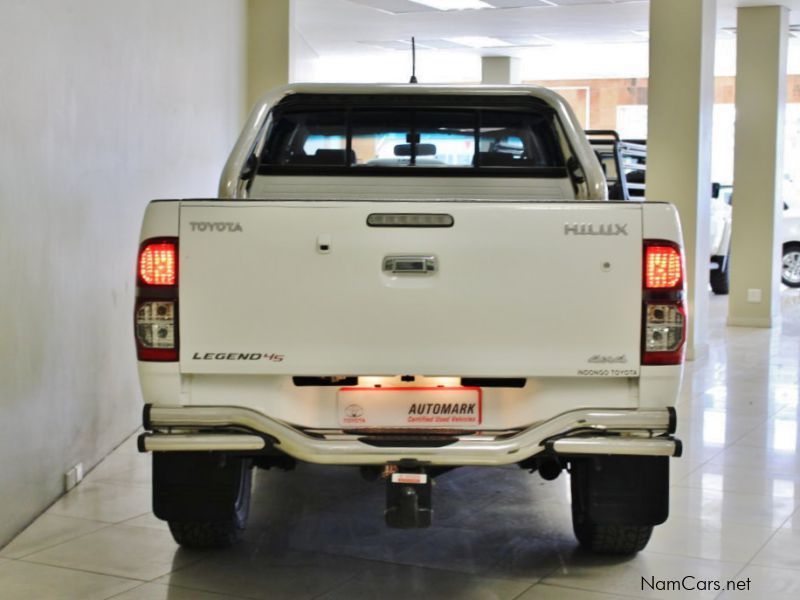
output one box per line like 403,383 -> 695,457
2,293 -> 800,599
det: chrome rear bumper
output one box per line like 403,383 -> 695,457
138,404 -> 680,465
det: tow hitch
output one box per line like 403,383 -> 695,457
385,465 -> 432,529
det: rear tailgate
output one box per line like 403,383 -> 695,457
178,201 -> 642,378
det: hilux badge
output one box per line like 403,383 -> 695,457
564,223 -> 628,236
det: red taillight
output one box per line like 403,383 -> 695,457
139,242 -> 177,286
642,240 -> 685,366
645,244 -> 683,289
136,238 -> 178,361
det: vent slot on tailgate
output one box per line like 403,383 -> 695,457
461,378 -> 527,388
293,376 -> 358,387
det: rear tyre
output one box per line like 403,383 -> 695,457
782,244 -> 800,288
710,255 -> 729,295
167,468 -> 251,549
572,520 -> 653,555
153,453 -> 253,549
168,505 -> 248,549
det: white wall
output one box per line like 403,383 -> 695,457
0,0 -> 246,546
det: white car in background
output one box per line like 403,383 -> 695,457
785,213 -> 800,287
710,185 -> 800,293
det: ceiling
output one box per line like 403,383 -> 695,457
295,0 -> 799,55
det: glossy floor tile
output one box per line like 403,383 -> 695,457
154,549 -> 381,600
542,552 -> 744,599
716,564 -> 800,599
46,480 -> 151,523
0,292 -> 799,599
0,514 -> 108,559
316,563 -> 532,600
515,585 -> 640,600
23,524 -> 198,581
0,560 -> 139,600
750,527 -> 800,571
109,583 -> 249,600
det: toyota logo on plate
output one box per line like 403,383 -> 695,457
344,404 -> 364,419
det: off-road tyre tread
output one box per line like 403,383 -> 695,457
168,519 -> 244,549
574,522 -> 653,555
163,457 -> 252,549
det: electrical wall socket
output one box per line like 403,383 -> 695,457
64,463 -> 84,491
747,289 -> 763,303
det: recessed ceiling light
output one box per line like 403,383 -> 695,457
446,36 -> 513,47
409,0 -> 495,10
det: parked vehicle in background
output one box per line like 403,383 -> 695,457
587,130 -> 646,201
784,208 -> 800,288
135,85 -> 686,557
708,184 -> 733,295
588,132 -> 800,292
708,187 -> 800,290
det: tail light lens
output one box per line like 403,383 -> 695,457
136,301 -> 177,360
643,303 -> 686,364
136,238 -> 178,361
642,241 -> 685,366
138,242 -> 177,286
645,244 -> 683,289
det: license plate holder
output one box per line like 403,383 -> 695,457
337,387 -> 482,429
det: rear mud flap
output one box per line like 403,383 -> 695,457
570,455 -> 669,526
153,452 -> 250,522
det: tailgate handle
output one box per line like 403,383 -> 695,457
383,255 -> 437,275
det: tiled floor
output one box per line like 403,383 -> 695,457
2,293 -> 800,599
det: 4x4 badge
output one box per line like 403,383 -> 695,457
588,354 -> 628,364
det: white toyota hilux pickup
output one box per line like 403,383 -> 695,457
135,84 -> 685,555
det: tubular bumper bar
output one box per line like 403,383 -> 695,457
139,405 -> 680,465
545,436 -> 680,457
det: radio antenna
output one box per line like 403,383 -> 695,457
409,37 -> 418,84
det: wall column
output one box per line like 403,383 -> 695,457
728,6 -> 789,327
647,0 -> 717,359
481,56 -> 520,84
246,0 -> 290,112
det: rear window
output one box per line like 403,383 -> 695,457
258,95 -> 568,177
